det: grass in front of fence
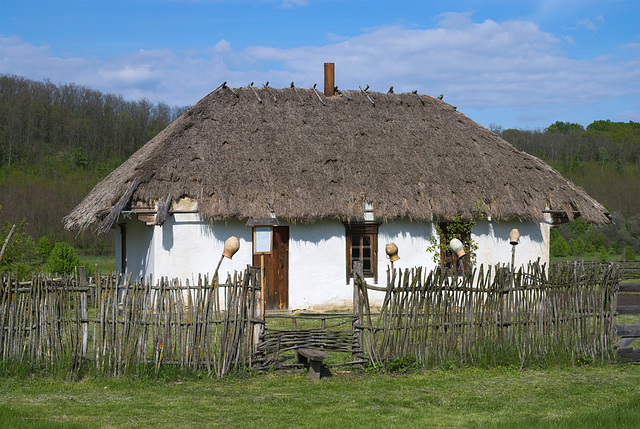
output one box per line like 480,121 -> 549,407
0,364 -> 639,428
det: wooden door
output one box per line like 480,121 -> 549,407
253,226 -> 289,311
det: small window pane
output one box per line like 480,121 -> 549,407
363,259 -> 371,270
352,248 -> 360,259
363,236 -> 370,246
352,236 -> 360,246
363,248 -> 370,258
255,227 -> 272,253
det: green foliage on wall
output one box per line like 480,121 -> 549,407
426,215 -> 479,266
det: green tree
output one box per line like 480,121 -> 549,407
624,246 -> 636,261
573,237 -> 585,255
568,217 -> 589,236
0,219 -> 40,279
550,237 -> 570,257
585,231 -> 605,252
545,121 -> 584,134
46,242 -> 81,275
37,235 -> 53,262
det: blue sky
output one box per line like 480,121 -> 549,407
1,0 -> 638,129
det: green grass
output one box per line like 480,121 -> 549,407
77,254 -> 116,274
0,364 -> 638,428
549,252 -> 632,263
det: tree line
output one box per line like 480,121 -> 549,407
494,121 -> 640,259
0,74 -> 188,171
494,120 -> 640,172
0,74 -> 188,257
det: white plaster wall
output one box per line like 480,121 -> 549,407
116,220 -> 154,281
287,219 -> 439,310
114,225 -> 122,273
473,219 -> 550,269
286,220 -> 349,310
152,215 -> 253,283
118,215 -> 550,310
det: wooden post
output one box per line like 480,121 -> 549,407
324,62 -> 335,97
260,254 -> 265,317
252,266 -> 263,363
81,288 -> 88,357
352,260 -> 364,363
0,224 -> 16,263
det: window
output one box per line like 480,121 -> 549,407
438,221 -> 472,275
345,223 -> 379,283
253,226 -> 272,253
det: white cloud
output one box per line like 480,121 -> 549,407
575,14 -> 605,31
576,18 -> 597,31
0,13 -> 637,128
281,0 -> 308,7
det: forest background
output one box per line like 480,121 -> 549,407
1,74 -> 639,277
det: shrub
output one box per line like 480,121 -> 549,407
624,246 -> 637,261
46,242 -> 81,275
610,241 -> 620,255
550,234 -> 570,257
573,237 -> 585,255
37,236 -> 53,262
597,246 -> 609,263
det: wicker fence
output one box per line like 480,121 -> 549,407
355,261 -> 620,368
0,268 -> 262,378
0,260 -> 624,377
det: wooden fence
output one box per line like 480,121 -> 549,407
256,312 -> 364,369
616,260 -> 640,362
0,260 -> 630,377
0,268 -> 262,378
354,261 -> 620,368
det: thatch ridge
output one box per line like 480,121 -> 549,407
64,85 -> 610,232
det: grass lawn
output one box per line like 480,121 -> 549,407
77,254 -> 116,275
0,364 -> 639,428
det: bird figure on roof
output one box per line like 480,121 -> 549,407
438,94 -> 444,100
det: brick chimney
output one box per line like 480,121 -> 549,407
324,63 -> 335,97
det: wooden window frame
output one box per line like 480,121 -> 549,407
345,222 -> 379,283
252,226 -> 273,254
438,221 -> 471,275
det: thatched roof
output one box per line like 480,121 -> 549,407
64,85 -> 610,232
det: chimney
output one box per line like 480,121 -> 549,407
324,62 -> 335,97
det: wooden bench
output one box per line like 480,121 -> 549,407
296,348 -> 330,380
